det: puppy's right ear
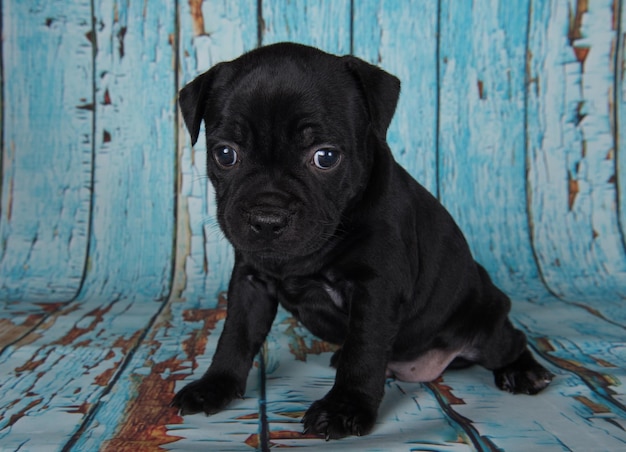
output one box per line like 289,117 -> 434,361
179,63 -> 227,146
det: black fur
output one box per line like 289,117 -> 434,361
171,42 -> 553,440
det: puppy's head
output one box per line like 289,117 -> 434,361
179,43 -> 400,263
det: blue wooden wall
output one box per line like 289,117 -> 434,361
1,1 -> 626,450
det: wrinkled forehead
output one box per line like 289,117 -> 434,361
215,59 -> 359,135
241,60 -> 354,114
236,69 -> 325,120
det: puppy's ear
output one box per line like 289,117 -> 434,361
179,62 -> 228,145
342,56 -> 400,136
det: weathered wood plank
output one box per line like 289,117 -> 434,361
72,295 -> 263,451
174,0 -> 258,308
76,0 -> 176,302
0,0 -> 178,448
261,0 -> 351,53
70,1 -> 263,449
617,0 -> 626,247
431,364 -> 626,451
486,299 -> 626,450
0,0 -> 93,301
352,0 -> 439,194
527,0 -> 626,302
438,0 -> 548,298
0,296 -> 160,449
0,301 -> 63,352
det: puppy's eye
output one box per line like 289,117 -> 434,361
213,146 -> 238,168
312,148 -> 340,170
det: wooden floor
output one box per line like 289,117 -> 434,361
2,291 -> 626,450
2,0 -> 626,450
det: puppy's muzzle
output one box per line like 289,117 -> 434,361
248,208 -> 290,239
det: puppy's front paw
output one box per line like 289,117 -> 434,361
170,374 -> 242,416
493,349 -> 554,395
302,390 -> 377,440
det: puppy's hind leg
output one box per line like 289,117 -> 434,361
477,318 -> 554,395
468,266 -> 553,395
493,347 -> 554,395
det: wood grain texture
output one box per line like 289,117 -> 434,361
0,0 -> 93,302
513,299 -> 626,450
0,301 -> 62,351
0,295 -> 160,449
261,0 -> 351,53
527,0 -> 626,302
72,295 -> 264,451
0,1 -> 178,448
352,0 -> 439,194
438,0 -> 549,298
76,0 -> 176,302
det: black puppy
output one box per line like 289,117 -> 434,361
172,42 -> 553,440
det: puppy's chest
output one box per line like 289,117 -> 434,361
277,275 -> 349,314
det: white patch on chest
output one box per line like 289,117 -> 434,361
386,348 -> 463,382
323,282 -> 344,309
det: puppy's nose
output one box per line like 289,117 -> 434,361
249,210 -> 289,238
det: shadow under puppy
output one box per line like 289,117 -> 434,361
172,42 -> 553,440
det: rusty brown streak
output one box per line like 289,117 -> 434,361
189,0 -> 206,36
568,0 -> 589,45
102,301 -> 229,449
100,357 -> 186,452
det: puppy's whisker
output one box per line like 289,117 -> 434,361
200,215 -> 229,243
200,215 -> 220,226
192,175 -> 211,184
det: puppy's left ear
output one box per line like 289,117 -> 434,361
179,62 -> 228,146
342,56 -> 400,137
